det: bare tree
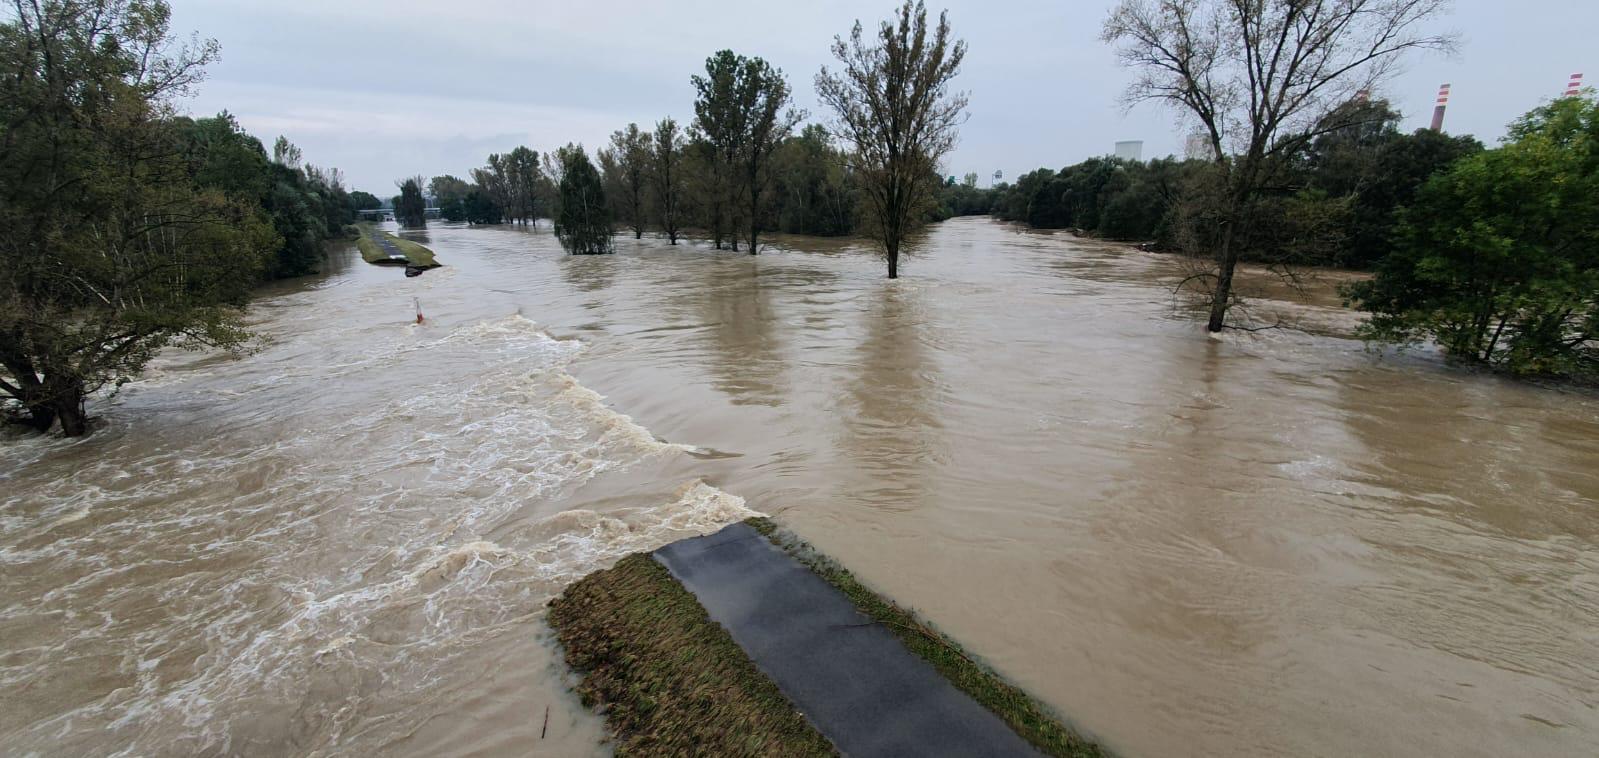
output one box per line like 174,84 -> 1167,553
651,117 -> 687,244
816,1 -> 967,279
1102,0 -> 1455,331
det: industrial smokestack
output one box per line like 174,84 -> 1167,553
1429,83 -> 1450,132
1565,73 -> 1584,97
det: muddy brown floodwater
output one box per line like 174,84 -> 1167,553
3,217 -> 1597,757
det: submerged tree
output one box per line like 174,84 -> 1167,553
395,176 -> 428,227
471,154 -> 511,222
1348,95 -> 1599,378
692,51 -> 748,250
816,1 -> 968,278
735,58 -> 803,254
609,124 -> 653,239
1102,0 -> 1455,331
651,117 -> 687,244
553,145 -> 614,255
0,0 -> 277,436
463,188 -> 502,224
429,174 -> 472,222
504,146 -> 544,226
771,124 -> 858,236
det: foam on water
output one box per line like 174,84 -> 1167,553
0,296 -> 756,755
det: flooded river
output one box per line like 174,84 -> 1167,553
3,217 -> 1597,756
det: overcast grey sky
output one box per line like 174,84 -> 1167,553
168,0 -> 1598,194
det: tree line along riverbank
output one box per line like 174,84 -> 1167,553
5,0 -> 1597,441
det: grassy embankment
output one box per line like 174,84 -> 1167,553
547,553 -> 835,756
547,518 -> 1105,758
356,227 -> 439,268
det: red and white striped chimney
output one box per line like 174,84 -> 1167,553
1565,73 -> 1584,97
1429,83 -> 1451,132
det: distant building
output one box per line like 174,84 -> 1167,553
1184,132 -> 1211,161
1113,140 -> 1143,161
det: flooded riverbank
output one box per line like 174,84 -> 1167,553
3,217 -> 1596,756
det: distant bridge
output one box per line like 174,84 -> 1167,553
356,207 -> 442,222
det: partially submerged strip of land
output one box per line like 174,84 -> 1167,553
547,519 -> 1103,757
546,553 -> 836,756
745,518 -> 1104,758
356,228 -> 439,268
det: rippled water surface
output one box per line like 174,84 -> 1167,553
3,218 -> 1597,756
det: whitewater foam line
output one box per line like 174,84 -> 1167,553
68,481 -> 761,756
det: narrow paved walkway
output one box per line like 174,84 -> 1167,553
371,234 -> 407,262
654,523 -> 1043,758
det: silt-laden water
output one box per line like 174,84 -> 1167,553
2,218 -> 1596,756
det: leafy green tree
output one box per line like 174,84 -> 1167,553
0,0 -> 277,436
608,124 -> 653,239
471,154 -> 512,222
1348,96 -> 1599,378
936,181 -> 995,217
1340,129 -> 1482,267
817,1 -> 968,278
651,117 -> 687,244
438,196 -> 466,222
681,138 -> 722,243
505,146 -> 544,226
770,124 -> 857,235
178,117 -> 354,276
395,176 -> 427,227
302,165 -> 355,238
553,145 -> 614,255
692,50 -> 750,250
1300,109 -> 1483,268
463,188 -> 502,224
733,58 -> 802,253
349,190 -> 383,213
429,174 -> 471,222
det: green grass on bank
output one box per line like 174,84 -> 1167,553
745,517 -> 1106,758
355,227 -> 439,268
546,554 -> 836,757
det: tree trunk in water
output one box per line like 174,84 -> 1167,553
749,182 -> 760,255
52,382 -> 87,437
887,240 -> 899,279
20,404 -> 55,432
1206,223 -> 1239,333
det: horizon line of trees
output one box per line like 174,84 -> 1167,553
407,120 -> 988,244
11,0 -> 1593,443
395,2 -> 972,273
992,98 -> 1485,270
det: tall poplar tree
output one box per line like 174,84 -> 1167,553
817,2 -> 967,278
